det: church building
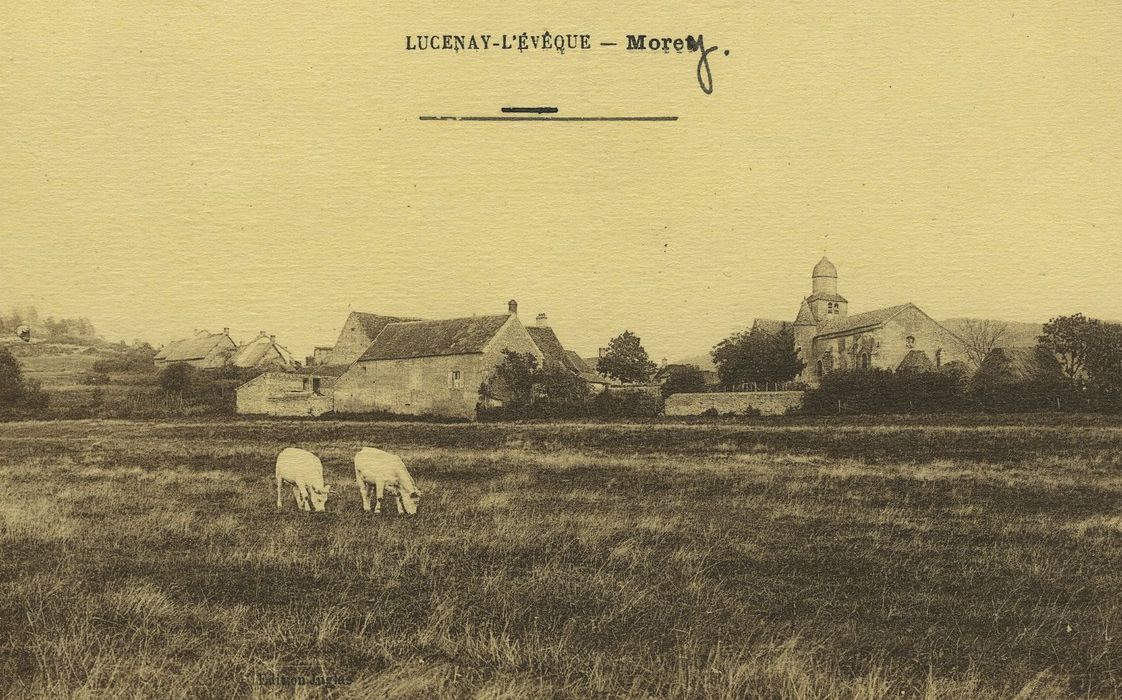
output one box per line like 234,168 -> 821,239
779,258 -> 966,386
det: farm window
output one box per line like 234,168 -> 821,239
312,377 -> 321,394
905,335 -> 916,348
302,378 -> 310,390
450,370 -> 463,389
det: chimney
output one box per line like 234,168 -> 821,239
508,299 -> 518,315
535,313 -> 549,327
661,357 -> 668,369
260,330 -> 267,337
222,327 -> 230,335
269,335 -> 276,343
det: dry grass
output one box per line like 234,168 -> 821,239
0,418 -> 1120,698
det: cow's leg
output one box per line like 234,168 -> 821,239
292,483 -> 308,511
356,471 -> 372,512
373,479 -> 384,514
276,477 -> 283,510
394,492 -> 405,515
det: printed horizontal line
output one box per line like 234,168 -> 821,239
600,42 -> 618,46
501,106 -> 559,114
419,116 -> 679,122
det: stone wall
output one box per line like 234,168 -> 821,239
236,373 -> 333,416
664,391 -> 804,416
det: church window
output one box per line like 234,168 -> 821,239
905,335 -> 916,349
816,360 -> 823,377
860,352 -> 870,370
935,349 -> 943,368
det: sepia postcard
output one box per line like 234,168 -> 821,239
1,2 -> 1120,698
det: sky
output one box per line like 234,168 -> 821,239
2,2 -> 1120,362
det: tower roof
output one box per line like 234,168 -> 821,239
812,256 -> 837,278
794,300 -> 817,326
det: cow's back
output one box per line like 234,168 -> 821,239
276,447 -> 324,487
354,446 -> 402,472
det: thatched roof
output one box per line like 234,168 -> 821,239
156,330 -> 235,362
229,333 -> 295,368
973,347 -> 1063,386
359,315 -> 511,361
896,349 -> 935,373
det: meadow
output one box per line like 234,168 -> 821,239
0,417 -> 1120,698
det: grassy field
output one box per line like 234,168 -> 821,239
1,418 -> 1120,698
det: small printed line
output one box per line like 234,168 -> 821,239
420,116 -> 678,122
501,106 -> 558,114
600,42 -> 618,46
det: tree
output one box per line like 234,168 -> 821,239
1039,314 -> 1099,379
479,350 -> 591,418
958,319 -> 1009,369
597,331 -> 657,384
159,362 -> 198,395
0,346 -> 48,417
1082,321 -> 1122,398
660,364 -> 706,398
712,323 -> 804,389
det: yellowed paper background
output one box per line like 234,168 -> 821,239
2,2 -> 1119,360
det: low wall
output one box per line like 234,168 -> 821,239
664,391 -> 804,416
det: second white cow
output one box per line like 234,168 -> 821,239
354,447 -> 421,515
275,447 -> 332,512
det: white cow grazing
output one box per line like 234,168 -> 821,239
275,447 -> 332,512
354,447 -> 421,515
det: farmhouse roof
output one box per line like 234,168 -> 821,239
359,315 -> 511,361
814,303 -> 916,338
156,330 -> 234,362
348,311 -> 423,340
229,333 -> 295,368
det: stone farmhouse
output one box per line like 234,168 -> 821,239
237,301 -> 602,419
154,328 -> 297,371
755,258 -> 967,386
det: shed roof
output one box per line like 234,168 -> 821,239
359,315 -> 511,361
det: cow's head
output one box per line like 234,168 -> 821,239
401,490 -> 421,515
309,485 -> 332,512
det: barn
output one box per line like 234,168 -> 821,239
332,302 -> 544,419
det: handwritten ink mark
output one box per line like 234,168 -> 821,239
694,35 -> 720,95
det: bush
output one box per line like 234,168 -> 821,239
91,345 -> 157,375
0,346 -> 49,419
590,389 -> 664,419
78,371 -> 111,386
801,369 -> 970,415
